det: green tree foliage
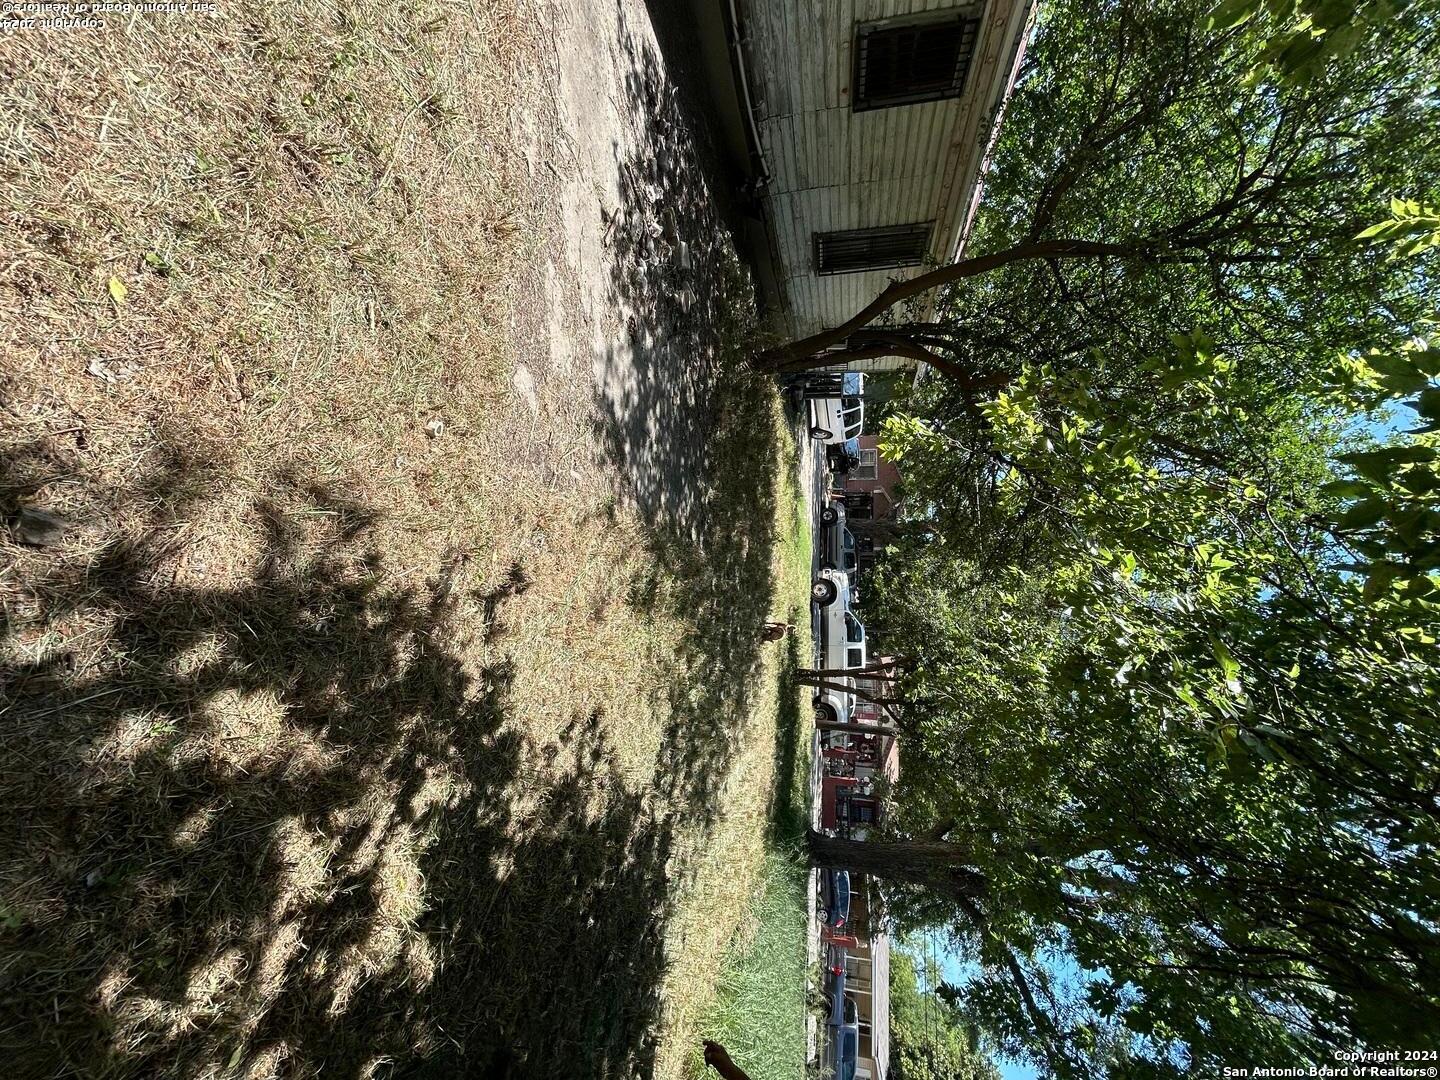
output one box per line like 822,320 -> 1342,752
795,0 -> 1440,1072
1206,0 -> 1411,83
891,949 -> 1002,1080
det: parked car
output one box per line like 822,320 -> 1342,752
811,567 -> 848,611
821,511 -> 859,583
812,567 -> 852,659
813,569 -> 863,716
838,530 -> 859,581
832,999 -> 859,1080
823,869 -> 851,929
807,373 -> 864,445
826,437 -> 860,475
818,604 -> 866,675
812,688 -> 848,726
827,950 -> 848,1025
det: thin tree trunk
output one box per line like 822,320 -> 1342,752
957,895 -> 1072,1075
799,660 -> 908,680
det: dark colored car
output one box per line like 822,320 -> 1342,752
820,501 -> 858,583
829,528 -> 859,581
827,948 -> 848,1025
833,998 -> 859,1080
826,437 -> 860,475
823,869 -> 851,929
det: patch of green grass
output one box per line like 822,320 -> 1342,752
681,433 -> 815,1080
689,843 -> 811,1080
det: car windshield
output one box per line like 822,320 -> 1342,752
842,373 -> 862,395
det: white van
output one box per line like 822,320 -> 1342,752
812,570 -> 867,672
806,373 -> 864,445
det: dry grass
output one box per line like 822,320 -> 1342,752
0,0 -> 564,605
0,2 -> 808,1078
652,419 -> 811,1080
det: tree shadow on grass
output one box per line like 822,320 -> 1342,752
0,8 -> 799,1077
766,630 -> 807,845
0,434 -> 682,1079
592,0 -> 785,701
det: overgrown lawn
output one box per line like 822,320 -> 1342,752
0,4 -> 807,1077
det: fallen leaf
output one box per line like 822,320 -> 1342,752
108,276 -> 128,304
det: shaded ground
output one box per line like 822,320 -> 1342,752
586,0 -> 763,546
0,1 -> 806,1078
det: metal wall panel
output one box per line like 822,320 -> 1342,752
744,0 -> 1031,346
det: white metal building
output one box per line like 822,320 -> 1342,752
709,0 -> 1034,372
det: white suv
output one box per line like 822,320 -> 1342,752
812,567 -> 849,628
811,570 -> 868,718
829,609 -> 867,674
807,373 -> 865,445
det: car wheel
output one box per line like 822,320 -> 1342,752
815,701 -> 838,725
812,578 -> 838,605
810,425 -> 832,440
820,506 -> 838,525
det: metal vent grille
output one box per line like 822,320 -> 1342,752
814,223 -> 932,275
853,15 -> 981,112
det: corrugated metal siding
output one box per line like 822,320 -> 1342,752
743,0 -> 1029,342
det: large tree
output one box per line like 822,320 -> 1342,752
801,0 -> 1440,1072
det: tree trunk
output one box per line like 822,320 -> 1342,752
816,718 -> 900,738
758,238 -> 1147,368
800,676 -> 904,708
806,829 -> 987,900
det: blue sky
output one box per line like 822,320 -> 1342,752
929,942 -> 1041,1080
1000,1058 -> 1041,1080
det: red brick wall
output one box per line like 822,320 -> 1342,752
842,435 -> 902,520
